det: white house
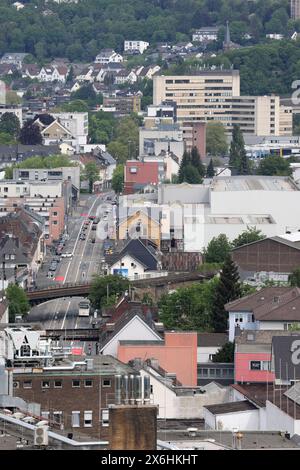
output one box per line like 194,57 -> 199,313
95,49 -> 123,64
124,41 -> 149,54
192,27 -> 220,43
203,400 -> 260,431
38,65 -> 68,83
100,312 -> 162,357
197,333 -> 228,363
226,287 -> 300,343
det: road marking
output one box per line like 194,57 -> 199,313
61,300 -> 71,330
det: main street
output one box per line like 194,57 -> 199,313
36,191 -> 115,289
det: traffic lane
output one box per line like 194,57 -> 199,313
28,297 -> 93,330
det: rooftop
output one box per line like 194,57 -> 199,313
204,400 -> 258,415
226,287 -> 300,322
197,333 -> 228,348
212,176 -> 298,192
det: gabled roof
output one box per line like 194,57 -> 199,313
106,238 -> 158,271
100,311 -> 162,352
226,287 -> 300,322
232,235 -> 300,252
41,119 -> 73,137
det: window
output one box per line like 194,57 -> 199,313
53,211 -> 58,216
84,380 -> 93,388
102,379 -> 111,387
84,411 -> 92,427
54,380 -> 62,388
262,361 -> 270,371
23,380 -> 32,389
129,167 -> 137,174
72,411 -> 80,428
72,380 -> 80,388
41,411 -> 49,420
53,411 -> 63,425
53,221 -> 58,225
250,361 -> 261,370
42,381 -> 50,389
101,409 -> 109,427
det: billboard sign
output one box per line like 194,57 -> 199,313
113,268 -> 128,277
272,336 -> 300,380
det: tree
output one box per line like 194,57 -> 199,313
0,132 -> 15,145
89,274 -> 129,310
257,155 -> 292,177
84,162 -> 99,193
178,150 -> 203,184
6,284 -> 30,322
232,227 -> 265,248
0,112 -> 20,139
204,234 -> 232,264
212,342 -> 235,363
34,114 -> 55,126
62,100 -> 89,113
19,120 -> 43,145
158,278 -> 219,331
211,256 -> 242,333
289,268 -> 300,287
112,164 -> 124,194
229,124 -> 250,175
206,158 -> 215,178
71,84 -> 97,107
191,146 -> 205,177
206,122 -> 228,156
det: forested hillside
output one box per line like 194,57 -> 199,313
0,0 -> 294,62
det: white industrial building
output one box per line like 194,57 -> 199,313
158,176 -> 300,252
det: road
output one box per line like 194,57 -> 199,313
36,191 -> 115,289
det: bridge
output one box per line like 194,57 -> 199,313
45,327 -> 101,341
27,272 -> 215,305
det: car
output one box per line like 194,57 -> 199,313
49,265 -> 57,272
92,217 -> 100,224
91,225 -> 97,231
103,215 -> 108,221
88,215 -> 95,220
61,252 -> 73,258
90,238 -> 95,244
106,196 -> 112,201
79,233 -> 86,240
53,256 -> 60,263
84,220 -> 90,225
47,271 -> 54,279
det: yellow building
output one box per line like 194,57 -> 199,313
114,209 -> 161,248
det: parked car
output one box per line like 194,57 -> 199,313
91,225 -> 97,231
61,252 -> 73,258
79,233 -> 86,240
89,215 -> 95,220
106,196 -> 112,201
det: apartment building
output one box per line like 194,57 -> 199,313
0,180 -> 67,244
103,94 -> 141,116
291,0 -> 300,20
50,112 -> 88,152
153,73 -> 291,136
124,40 -> 149,54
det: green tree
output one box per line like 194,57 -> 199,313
206,122 -> 228,156
206,158 -> 215,178
289,268 -> 300,287
257,155 -> 292,176
229,124 -> 250,175
158,278 -> 219,331
212,342 -> 234,363
6,284 -> 30,322
19,120 -> 43,145
204,234 -> 232,264
89,274 -> 129,310
232,227 -> 265,248
0,112 -> 20,139
62,100 -> 89,113
211,256 -> 242,333
178,150 -> 202,184
84,162 -> 99,193
191,146 -> 205,177
0,132 -> 16,145
112,164 -> 124,194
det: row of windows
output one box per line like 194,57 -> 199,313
198,368 -> 234,378
41,410 -> 110,428
15,379 -> 112,389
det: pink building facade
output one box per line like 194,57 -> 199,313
118,331 -> 198,386
235,352 -> 275,383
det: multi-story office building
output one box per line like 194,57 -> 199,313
153,72 -> 292,136
291,0 -> 300,19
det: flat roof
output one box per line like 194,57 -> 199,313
212,176 -> 298,192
